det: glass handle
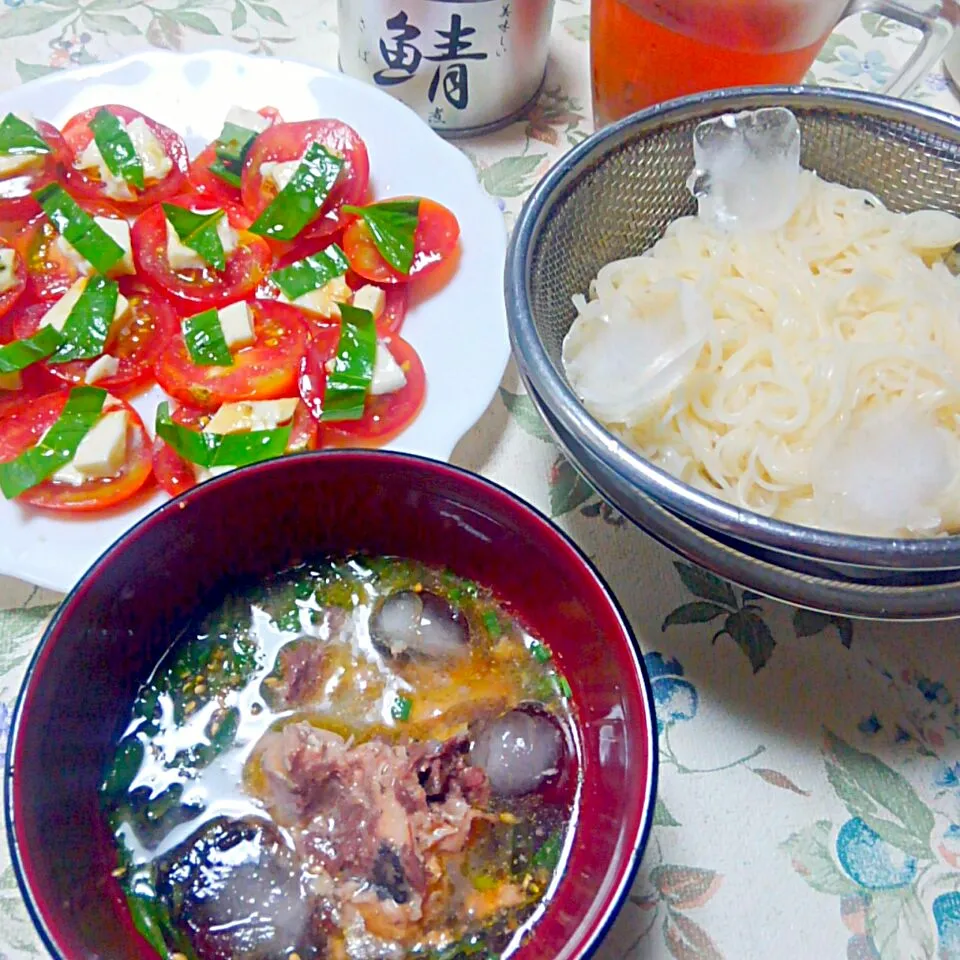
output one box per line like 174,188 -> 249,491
840,0 -> 958,97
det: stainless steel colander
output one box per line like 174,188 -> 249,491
506,86 -> 960,619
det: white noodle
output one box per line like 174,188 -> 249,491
562,171 -> 960,537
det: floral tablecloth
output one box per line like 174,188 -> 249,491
0,2 -> 959,958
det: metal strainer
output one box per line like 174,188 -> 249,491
506,86 -> 960,618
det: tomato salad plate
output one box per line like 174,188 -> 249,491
0,51 -> 509,592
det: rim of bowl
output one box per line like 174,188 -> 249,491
5,448 -> 658,960
507,84 -> 960,571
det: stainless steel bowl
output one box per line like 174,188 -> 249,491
506,86 -> 960,618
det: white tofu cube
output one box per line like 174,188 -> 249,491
370,342 -> 407,396
287,276 -> 353,320
84,354 -> 119,385
0,247 -> 18,293
218,302 -> 256,352
351,284 -> 386,320
39,279 -> 87,332
52,410 -> 128,484
225,106 -> 271,134
0,152 -> 43,177
260,154 -> 303,193
125,117 -> 172,181
203,398 -> 298,435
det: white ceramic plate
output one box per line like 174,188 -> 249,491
0,50 -> 510,593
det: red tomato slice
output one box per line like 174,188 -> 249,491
17,199 -> 133,301
0,300 -> 64,417
132,199 -> 273,309
0,239 -> 27,320
241,120 -> 370,243
152,398 -> 318,497
188,107 -> 285,205
296,325 -> 343,424
61,105 -> 188,212
12,281 -> 178,397
0,391 -> 152,511
0,369 -> 65,421
298,336 -> 425,446
343,197 -> 460,286
154,299 -> 309,410
0,120 -> 70,222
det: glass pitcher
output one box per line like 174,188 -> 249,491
592,0 -> 958,127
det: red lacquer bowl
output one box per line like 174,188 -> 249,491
4,451 -> 657,960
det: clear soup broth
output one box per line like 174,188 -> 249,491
101,556 -> 581,960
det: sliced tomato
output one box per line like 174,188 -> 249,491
0,369 -> 65,421
0,391 -> 152,511
0,239 -> 28,320
299,335 -> 425,446
343,197 -> 460,286
17,199 -> 133,301
188,107 -> 285,205
132,199 -> 272,309
0,120 -> 70,222
154,299 -> 309,410
241,120 -> 369,243
152,398 -> 318,497
12,282 -> 178,397
61,105 -> 188,212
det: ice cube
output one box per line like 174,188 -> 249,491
811,408 -> 955,537
686,107 -> 801,233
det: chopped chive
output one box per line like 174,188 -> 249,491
530,641 -> 552,664
531,827 -> 563,873
391,693 -> 413,722
481,610 -> 502,639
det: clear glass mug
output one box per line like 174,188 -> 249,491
592,0 -> 959,127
